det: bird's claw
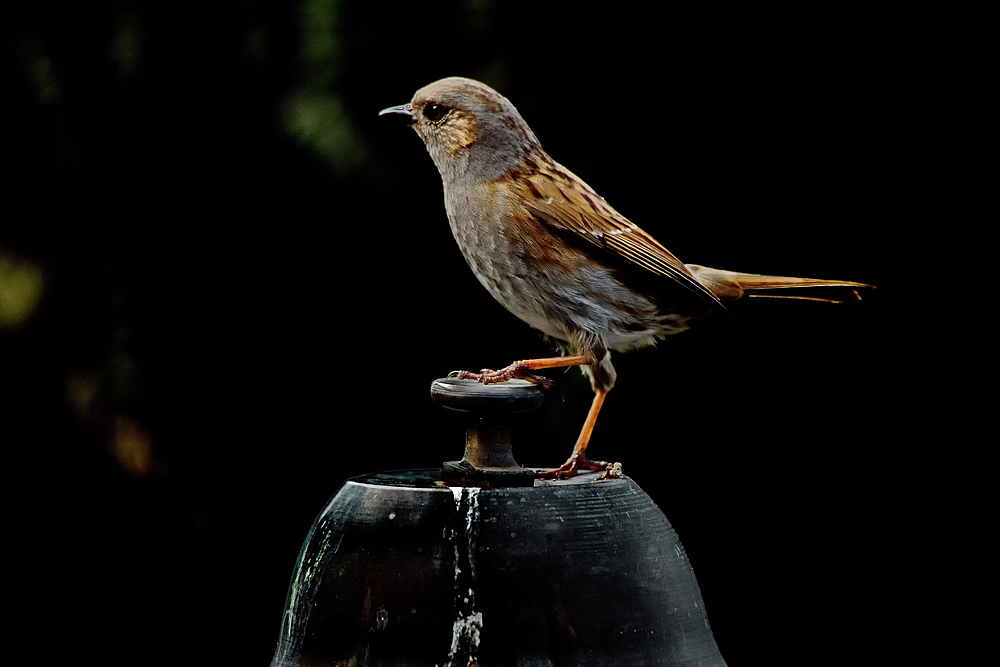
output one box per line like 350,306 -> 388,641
448,369 -> 486,381
536,454 -> 612,480
448,362 -> 556,389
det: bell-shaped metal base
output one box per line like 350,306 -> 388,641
270,468 -> 727,667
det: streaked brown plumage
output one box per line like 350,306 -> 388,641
381,77 -> 871,478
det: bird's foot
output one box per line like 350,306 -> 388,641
448,362 -> 556,389
536,454 -> 611,480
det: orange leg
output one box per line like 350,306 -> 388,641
536,388 -> 610,479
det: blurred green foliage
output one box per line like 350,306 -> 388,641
281,0 -> 367,172
0,249 -> 44,329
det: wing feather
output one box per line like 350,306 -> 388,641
516,163 -> 724,309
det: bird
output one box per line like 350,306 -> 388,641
380,76 -> 871,479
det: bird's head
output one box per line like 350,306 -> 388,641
380,77 -> 543,183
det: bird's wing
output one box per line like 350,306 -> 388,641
517,162 -> 724,309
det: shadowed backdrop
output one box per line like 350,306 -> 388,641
3,2 -> 904,665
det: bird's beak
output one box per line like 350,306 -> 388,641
379,103 -> 414,120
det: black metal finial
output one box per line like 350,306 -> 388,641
430,377 -> 544,487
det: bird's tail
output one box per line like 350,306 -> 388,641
685,264 -> 873,304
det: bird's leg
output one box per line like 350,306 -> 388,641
448,355 -> 590,389
536,388 -> 610,480
449,354 -> 612,479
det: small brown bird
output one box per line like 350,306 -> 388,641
381,77 -> 871,479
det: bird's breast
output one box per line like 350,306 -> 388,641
443,183 -> 567,337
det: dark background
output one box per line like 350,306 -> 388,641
3,2 -> 909,665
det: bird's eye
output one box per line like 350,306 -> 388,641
423,103 -> 449,122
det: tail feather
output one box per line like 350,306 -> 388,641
685,264 -> 873,304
